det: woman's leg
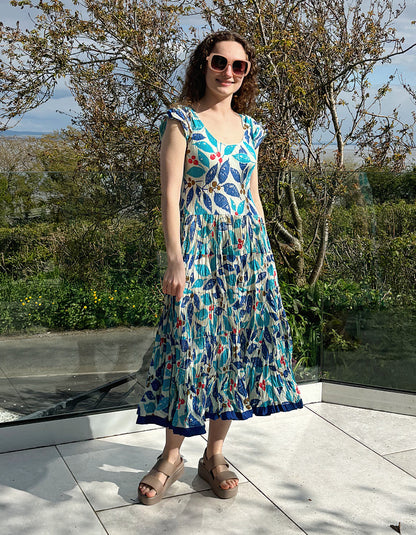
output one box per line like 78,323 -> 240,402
206,419 -> 239,489
139,428 -> 185,498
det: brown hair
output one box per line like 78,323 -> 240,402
179,30 -> 258,114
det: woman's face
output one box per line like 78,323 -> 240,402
204,40 -> 248,101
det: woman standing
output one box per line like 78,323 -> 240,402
136,30 -> 303,505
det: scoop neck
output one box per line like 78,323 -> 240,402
188,107 -> 247,147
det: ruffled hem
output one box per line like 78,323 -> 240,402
136,399 -> 304,437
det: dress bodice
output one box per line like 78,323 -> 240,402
160,106 -> 266,217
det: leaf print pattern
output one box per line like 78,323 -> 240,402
136,105 -> 303,437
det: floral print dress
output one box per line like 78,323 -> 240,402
136,105 -> 303,436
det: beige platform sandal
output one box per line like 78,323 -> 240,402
138,453 -> 184,505
198,448 -> 239,499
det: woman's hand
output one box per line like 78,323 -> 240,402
162,258 -> 186,302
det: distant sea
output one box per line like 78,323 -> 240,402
2,132 -> 415,166
0,130 -> 46,138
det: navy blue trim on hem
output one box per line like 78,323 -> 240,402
136,399 -> 304,437
135,415 -> 206,437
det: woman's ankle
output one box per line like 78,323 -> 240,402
205,446 -> 223,459
162,447 -> 181,462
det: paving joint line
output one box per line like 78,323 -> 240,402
55,445 -> 110,534
224,458 -> 308,534
305,404 -> 416,480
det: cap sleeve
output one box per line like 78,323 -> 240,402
251,119 -> 267,149
159,106 -> 191,140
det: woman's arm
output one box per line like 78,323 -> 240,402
160,119 -> 187,302
249,148 -> 266,223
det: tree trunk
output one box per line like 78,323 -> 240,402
308,198 -> 335,286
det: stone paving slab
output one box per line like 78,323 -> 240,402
56,428 -> 246,511
0,446 -> 106,535
220,406 -> 416,535
1,401 -> 415,535
97,482 -> 305,535
385,448 -> 416,478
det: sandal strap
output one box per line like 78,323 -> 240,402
139,454 -> 183,497
139,473 -> 165,495
214,470 -> 239,484
204,452 -> 229,473
153,456 -> 181,477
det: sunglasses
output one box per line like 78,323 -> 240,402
206,53 -> 251,77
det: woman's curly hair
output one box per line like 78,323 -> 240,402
179,30 -> 258,114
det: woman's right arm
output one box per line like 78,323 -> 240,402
160,119 -> 187,302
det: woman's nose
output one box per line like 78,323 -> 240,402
224,64 -> 233,76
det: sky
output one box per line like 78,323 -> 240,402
1,0 -> 415,136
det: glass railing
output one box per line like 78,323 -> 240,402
0,167 -> 415,426
319,168 -> 416,393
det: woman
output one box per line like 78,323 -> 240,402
136,30 -> 303,505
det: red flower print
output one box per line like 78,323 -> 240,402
296,385 -> 301,394
259,380 -> 266,391
176,319 -> 183,328
167,363 -> 172,369
210,152 -> 222,163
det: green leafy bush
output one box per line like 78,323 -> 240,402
0,274 -> 163,334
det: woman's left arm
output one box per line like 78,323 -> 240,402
249,148 -> 266,222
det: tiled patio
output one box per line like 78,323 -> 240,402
1,399 -> 415,535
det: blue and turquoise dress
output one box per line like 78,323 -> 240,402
136,105 -> 303,436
